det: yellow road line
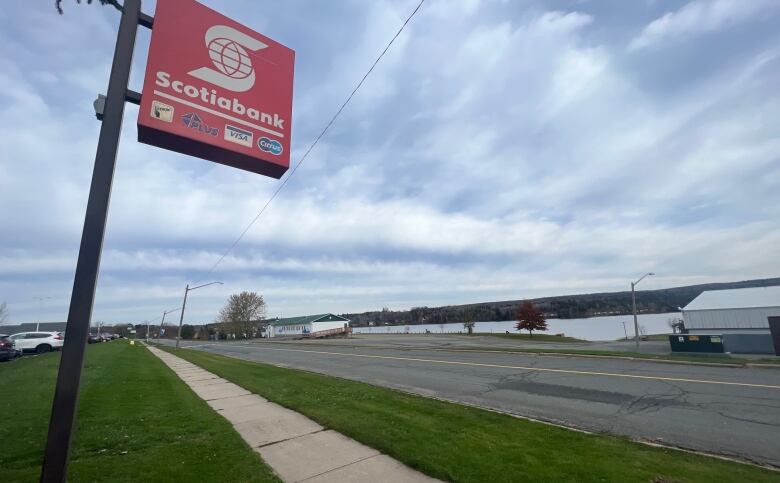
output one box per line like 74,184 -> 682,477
232,344 -> 780,390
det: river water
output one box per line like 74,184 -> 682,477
351,312 -> 682,341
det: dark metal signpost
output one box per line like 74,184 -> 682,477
40,1 -> 294,480
40,1 -> 148,481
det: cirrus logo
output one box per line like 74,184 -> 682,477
258,137 -> 283,156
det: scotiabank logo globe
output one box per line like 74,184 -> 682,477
189,25 -> 268,92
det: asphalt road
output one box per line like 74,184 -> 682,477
159,337 -> 780,466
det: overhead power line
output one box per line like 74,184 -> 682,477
199,0 -> 427,279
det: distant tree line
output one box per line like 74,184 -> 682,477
341,277 -> 780,327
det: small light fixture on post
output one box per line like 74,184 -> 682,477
176,281 -> 222,349
631,272 -> 655,350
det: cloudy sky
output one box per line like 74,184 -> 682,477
1,0 -> 779,326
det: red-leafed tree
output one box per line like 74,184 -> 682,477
515,301 -> 547,337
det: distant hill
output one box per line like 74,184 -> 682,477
342,277 -> 780,327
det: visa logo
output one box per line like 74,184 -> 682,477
224,124 -> 253,147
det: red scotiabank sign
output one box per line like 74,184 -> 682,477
138,0 -> 294,178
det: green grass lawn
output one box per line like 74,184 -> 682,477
0,342 -> 278,482
163,346 -> 780,483
470,333 -> 584,342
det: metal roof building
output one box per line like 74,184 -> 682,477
682,286 -> 780,332
681,286 -> 780,354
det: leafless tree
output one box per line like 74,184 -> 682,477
667,317 -> 685,334
463,310 -> 475,335
216,291 -> 266,339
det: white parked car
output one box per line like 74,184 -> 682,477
9,332 -> 65,354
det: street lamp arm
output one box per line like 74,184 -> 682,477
188,281 -> 224,291
176,281 -> 221,349
631,272 -> 655,351
633,272 -> 655,286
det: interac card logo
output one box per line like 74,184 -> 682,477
224,124 -> 253,147
150,100 -> 174,122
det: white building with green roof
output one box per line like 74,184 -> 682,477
267,313 -> 350,338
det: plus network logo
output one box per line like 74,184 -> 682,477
189,25 -> 267,92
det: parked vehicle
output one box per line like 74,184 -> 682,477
0,334 -> 21,361
88,334 -> 100,344
8,332 -> 65,354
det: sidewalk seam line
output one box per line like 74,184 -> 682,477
296,453 -> 383,482
252,428 -> 327,449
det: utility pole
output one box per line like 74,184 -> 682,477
153,307 -> 180,344
631,282 -> 638,348
176,281 -> 222,349
176,285 -> 189,349
631,272 -> 655,350
622,321 -> 628,340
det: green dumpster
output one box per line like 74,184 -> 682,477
669,334 -> 724,353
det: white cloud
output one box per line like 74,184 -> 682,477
629,0 -> 778,50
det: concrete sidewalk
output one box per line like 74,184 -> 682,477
147,345 -> 438,482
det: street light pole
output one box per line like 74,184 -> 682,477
176,284 -> 189,349
631,282 -> 638,348
176,281 -> 222,349
154,307 -> 180,343
33,296 -> 54,332
631,272 -> 655,350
